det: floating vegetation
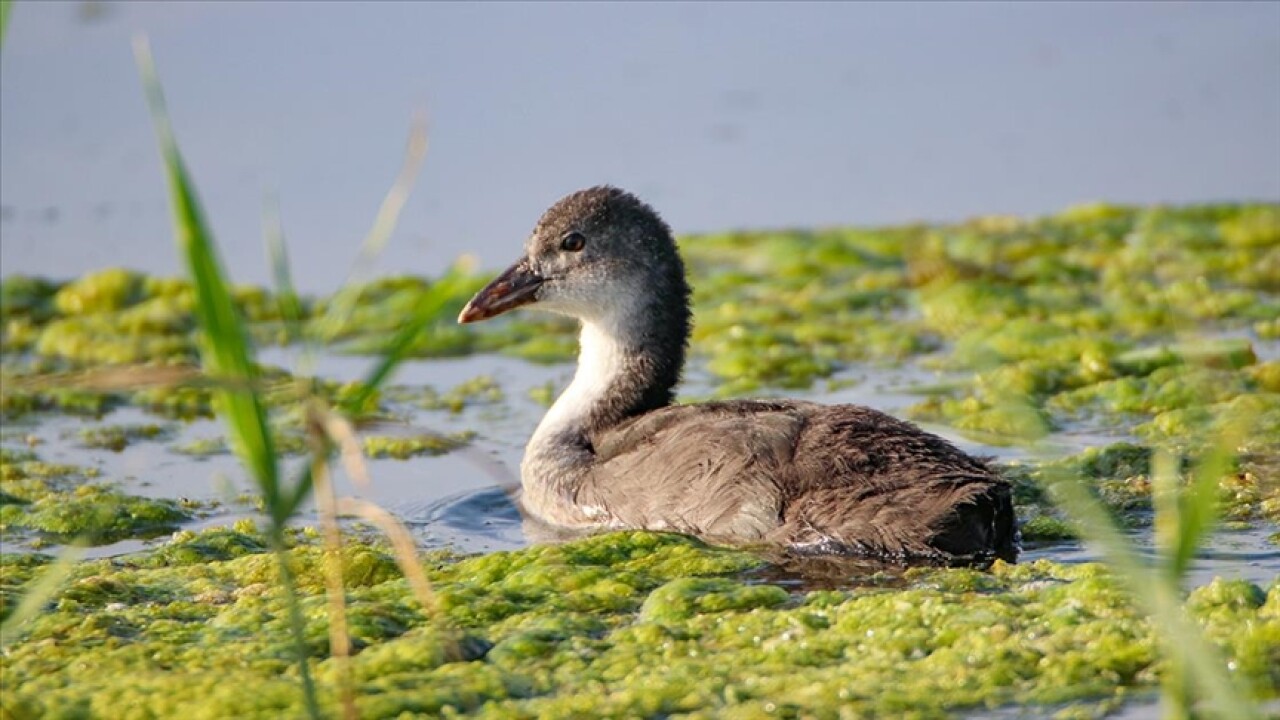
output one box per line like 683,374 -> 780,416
363,432 -> 475,460
1001,443 -> 1280,542
72,423 -> 171,452
2,199 -> 1278,716
4,202 -> 1277,425
386,375 -> 504,414
0,530 -> 1276,717
2,204 -> 1277,543
527,380 -> 557,408
0,449 -> 194,545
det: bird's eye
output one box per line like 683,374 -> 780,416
560,231 -> 586,253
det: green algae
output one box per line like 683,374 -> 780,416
51,268 -> 147,316
170,435 -> 227,457
1,203 -> 1278,715
0,484 -> 190,544
130,381 -> 213,420
4,202 -> 1276,435
638,577 -> 789,623
527,380 -> 556,408
173,429 -> 307,459
877,204 -> 1279,449
1018,514 -> 1080,542
73,423 -> 171,452
0,450 -> 192,545
0,530 -> 1274,718
141,523 -> 268,567
0,551 -> 54,622
387,375 -> 504,414
1,202 -> 1276,553
1,275 -> 59,320
37,313 -> 194,365
914,340 -> 1279,451
1,454 -> 101,494
1001,441 -> 1280,538
362,432 -> 475,460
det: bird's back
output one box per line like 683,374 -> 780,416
582,400 -> 1017,562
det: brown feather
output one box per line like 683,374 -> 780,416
581,400 -> 1016,561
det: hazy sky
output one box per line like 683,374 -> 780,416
2,2 -> 1278,291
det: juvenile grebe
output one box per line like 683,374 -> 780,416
459,186 -> 1016,561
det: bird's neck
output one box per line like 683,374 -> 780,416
536,308 -> 685,444
521,299 -> 689,524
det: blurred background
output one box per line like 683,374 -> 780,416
2,1 -> 1278,292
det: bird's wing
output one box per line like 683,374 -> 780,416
581,401 -> 813,539
584,401 -> 1015,558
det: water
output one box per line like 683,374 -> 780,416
10,346 -> 1276,590
3,3 -> 1278,293
4,3 -> 1276,569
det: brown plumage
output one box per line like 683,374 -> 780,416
459,186 -> 1017,562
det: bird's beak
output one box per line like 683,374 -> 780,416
458,259 -> 544,324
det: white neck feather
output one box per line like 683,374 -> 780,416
521,319 -> 632,526
530,320 -> 626,447
518,277 -> 664,526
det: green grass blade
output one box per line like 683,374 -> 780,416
134,36 -> 322,720
350,266 -> 473,406
1169,403 -> 1255,581
1043,466 -> 1261,719
0,0 -> 13,51
133,37 -> 281,514
0,545 -> 85,648
263,193 -> 306,348
278,264 -> 472,518
1170,447 -> 1227,582
267,533 -> 323,720
313,112 -> 428,343
1151,449 -> 1183,582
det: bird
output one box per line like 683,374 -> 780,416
458,186 -> 1017,562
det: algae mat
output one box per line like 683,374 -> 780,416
2,202 -> 1279,716
2,530 -> 1277,718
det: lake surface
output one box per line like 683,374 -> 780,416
3,196 -> 1277,714
3,2 -> 1279,292
1,0 -> 1276,617
10,344 -> 1276,591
